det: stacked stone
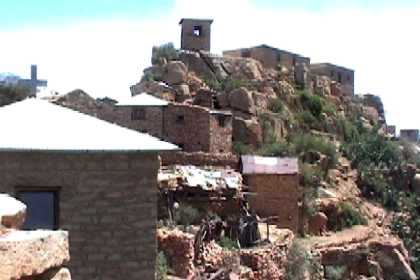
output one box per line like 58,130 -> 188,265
157,228 -> 195,278
0,194 -> 71,280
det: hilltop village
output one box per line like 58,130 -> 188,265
0,18 -> 420,280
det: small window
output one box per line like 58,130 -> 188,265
176,115 -> 185,124
131,108 -> 146,120
338,72 -> 342,83
217,115 -> 226,127
330,70 -> 335,77
193,25 -> 202,36
17,190 -> 59,230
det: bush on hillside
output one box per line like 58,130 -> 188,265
299,91 -> 323,119
292,133 -> 338,170
156,251 -> 169,280
152,42 -> 179,64
269,98 -> 284,113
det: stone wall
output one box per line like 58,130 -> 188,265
160,151 -> 239,168
244,174 -> 300,233
209,113 -> 233,154
113,106 -> 165,138
0,152 -> 159,280
310,63 -> 354,96
180,19 -> 212,51
163,104 -> 232,153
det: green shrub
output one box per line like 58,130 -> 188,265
156,251 -> 168,280
218,236 -> 239,250
300,91 -> 323,119
335,202 -> 367,231
292,133 -> 338,170
259,141 -> 293,157
322,100 -> 337,117
297,111 -> 321,130
286,240 -> 322,280
325,265 -> 347,280
173,205 -> 200,226
233,141 -> 252,155
300,163 -> 323,188
269,98 -> 284,113
152,42 -> 179,64
391,194 -> 420,274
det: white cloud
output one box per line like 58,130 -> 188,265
0,0 -> 418,130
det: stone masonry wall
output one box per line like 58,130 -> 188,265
163,104 -> 211,152
112,106 -> 165,138
244,174 -> 300,233
0,152 -> 159,280
209,114 -> 232,154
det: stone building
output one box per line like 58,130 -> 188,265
241,155 -> 300,232
0,99 -> 178,280
180,18 -> 213,51
163,103 -> 233,153
223,44 -> 311,87
310,63 -> 354,96
400,129 -> 419,142
115,92 -> 168,138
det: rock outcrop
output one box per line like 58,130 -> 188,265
0,194 -> 71,280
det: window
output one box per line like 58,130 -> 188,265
330,70 -> 335,77
193,25 -> 202,36
338,72 -> 342,83
176,115 -> 185,124
16,189 -> 59,230
217,115 -> 227,127
131,108 -> 146,120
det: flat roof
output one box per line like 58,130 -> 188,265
179,18 -> 214,24
310,63 -> 354,73
0,98 -> 179,153
117,93 -> 169,107
241,155 -> 299,175
223,44 -> 310,60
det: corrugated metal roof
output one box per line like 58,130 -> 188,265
0,98 -> 178,152
159,165 -> 242,191
117,93 -> 169,106
241,155 -> 299,175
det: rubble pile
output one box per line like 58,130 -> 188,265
0,194 -> 71,280
318,237 -> 418,280
157,228 -> 195,278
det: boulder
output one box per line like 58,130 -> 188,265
222,57 -> 264,81
0,194 -> 26,229
0,230 -> 70,279
233,117 -> 263,148
308,212 -> 328,236
276,81 -> 295,97
37,267 -> 72,280
229,87 -> 256,114
173,84 -> 191,102
179,51 -> 217,82
162,61 -> 188,85
130,80 -> 176,102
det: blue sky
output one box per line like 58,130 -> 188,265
0,0 -> 419,130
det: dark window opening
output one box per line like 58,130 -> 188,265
177,143 -> 185,150
217,115 -> 227,127
330,70 -> 334,77
176,115 -> 185,124
338,73 -> 342,83
193,25 -> 202,37
16,189 -> 59,230
213,96 -> 221,109
132,108 -> 146,120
